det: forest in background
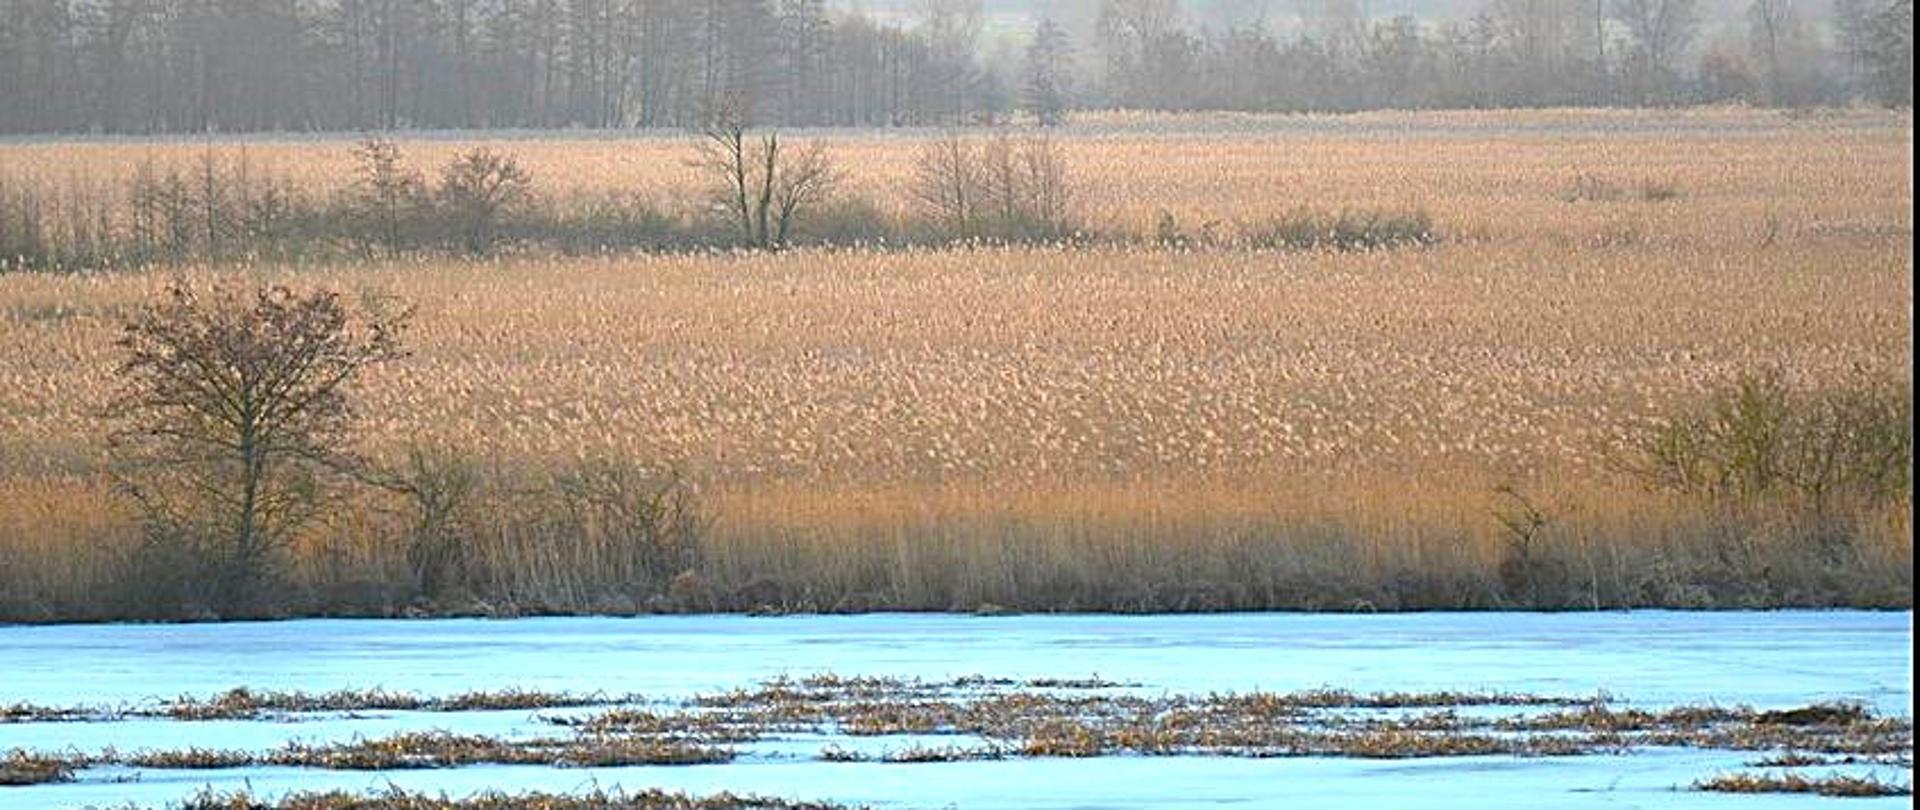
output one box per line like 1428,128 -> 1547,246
0,0 -> 1911,136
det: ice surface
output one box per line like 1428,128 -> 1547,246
0,611 -> 1911,809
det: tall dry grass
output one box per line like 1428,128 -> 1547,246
0,107 -> 1908,255
0,109 -> 1910,619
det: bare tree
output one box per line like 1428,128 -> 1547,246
1858,0 -> 1912,105
769,140 -> 838,246
1612,0 -> 1700,102
693,105 -> 839,249
921,0 -> 987,120
108,281 -> 410,612
1747,0 -> 1787,104
1025,17 -> 1074,126
382,444 -> 480,600
1491,0 -> 1582,102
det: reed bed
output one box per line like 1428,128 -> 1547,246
0,110 -> 1910,619
0,108 -> 1908,257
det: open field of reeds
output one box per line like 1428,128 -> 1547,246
0,109 -> 1911,620
0,108 -> 1908,248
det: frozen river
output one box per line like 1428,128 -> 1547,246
0,611 -> 1911,809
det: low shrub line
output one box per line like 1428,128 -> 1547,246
0,136 -> 1443,274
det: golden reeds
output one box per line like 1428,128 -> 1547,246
0,110 -> 1910,617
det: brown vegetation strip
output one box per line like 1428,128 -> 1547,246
268,732 -> 732,770
114,732 -> 734,771
0,703 -> 94,724
620,677 -> 1909,761
0,750 -> 75,786
3,678 -> 1910,794
165,687 -> 613,720
1695,771 -> 1914,797
0,687 -> 621,724
173,787 -> 856,810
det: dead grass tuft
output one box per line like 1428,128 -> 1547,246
0,749 -> 80,785
176,786 -> 856,810
1695,771 -> 1913,797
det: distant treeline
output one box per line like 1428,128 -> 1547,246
1095,0 -> 1912,110
0,0 -> 1911,136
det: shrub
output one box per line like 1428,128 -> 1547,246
794,195 -> 896,246
982,134 -> 1077,241
129,158 -> 197,262
547,461 -> 703,595
383,446 -> 482,601
436,148 -> 532,255
0,177 -> 50,271
457,460 -> 705,611
1246,207 -> 1437,251
1491,484 -> 1574,607
911,134 -> 983,239
344,139 -> 427,257
1561,174 -> 1683,203
124,151 -> 312,265
530,193 -> 689,254
1628,369 -> 1912,512
910,132 -> 1079,243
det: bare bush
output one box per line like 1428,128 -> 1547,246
381,446 -> 482,601
0,176 -> 49,270
107,282 -> 411,613
548,461 -> 703,596
1491,485 -> 1574,607
473,461 -> 704,612
1562,174 -> 1685,203
912,135 -> 985,239
911,132 -> 1078,242
437,148 -> 532,255
1245,208 -> 1438,251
